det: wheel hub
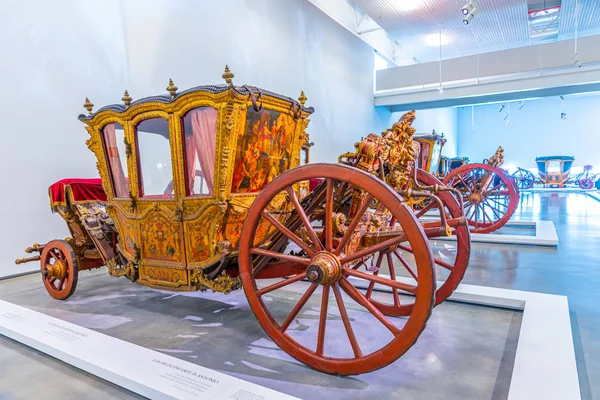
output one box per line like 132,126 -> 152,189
306,252 -> 342,285
468,193 -> 482,204
43,260 -> 67,280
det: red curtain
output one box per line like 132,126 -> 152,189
103,123 -> 128,197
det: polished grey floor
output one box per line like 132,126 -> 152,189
0,269 -> 520,400
0,191 -> 597,399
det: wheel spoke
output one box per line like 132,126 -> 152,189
365,253 -> 383,299
257,272 -> 307,296
335,194 -> 374,256
325,179 -> 334,252
339,278 -> 401,335
250,248 -> 310,266
285,187 -> 324,251
261,210 -> 315,257
393,249 -> 419,279
485,201 -> 502,220
340,234 -> 406,265
344,268 -> 417,294
414,200 -> 437,218
455,173 -> 473,192
351,261 -> 366,270
280,283 -> 318,332
386,253 -> 400,307
316,285 -> 329,356
332,283 -> 363,358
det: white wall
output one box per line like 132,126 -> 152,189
1,0 -> 389,277
457,95 -> 600,171
391,108 -> 458,158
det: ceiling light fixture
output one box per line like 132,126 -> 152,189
461,2 -> 474,15
463,7 -> 479,25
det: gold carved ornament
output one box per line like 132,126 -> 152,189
486,146 -> 505,168
189,269 -> 241,294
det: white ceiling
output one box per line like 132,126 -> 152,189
354,0 -> 600,64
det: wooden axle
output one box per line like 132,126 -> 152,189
15,255 -> 41,265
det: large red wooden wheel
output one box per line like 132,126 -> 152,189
239,163 -> 435,375
40,240 -> 79,300
443,163 -> 518,234
365,169 -> 470,317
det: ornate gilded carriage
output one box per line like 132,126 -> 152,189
412,130 -> 446,175
16,68 -> 473,376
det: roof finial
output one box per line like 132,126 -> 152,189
122,90 -> 132,107
222,65 -> 234,86
83,97 -> 94,115
298,90 -> 307,107
167,79 -> 178,99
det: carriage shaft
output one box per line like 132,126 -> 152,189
15,255 -> 41,265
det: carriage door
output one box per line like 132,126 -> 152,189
134,116 -> 187,288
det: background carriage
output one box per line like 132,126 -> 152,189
511,167 -> 536,190
535,155 -> 575,188
441,147 -> 519,234
16,67 -> 471,375
572,165 -> 599,190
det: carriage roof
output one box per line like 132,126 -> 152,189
78,84 -> 314,121
535,156 -> 575,162
413,132 -> 446,143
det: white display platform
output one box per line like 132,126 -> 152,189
350,277 -> 581,400
433,219 -> 559,247
586,191 -> 600,202
0,300 -> 298,400
523,188 -> 597,192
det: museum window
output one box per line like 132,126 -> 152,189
134,117 -> 174,198
101,122 -> 129,198
181,106 -> 217,196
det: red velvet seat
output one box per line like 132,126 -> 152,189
48,178 -> 107,209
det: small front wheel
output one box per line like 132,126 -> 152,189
40,240 -> 78,300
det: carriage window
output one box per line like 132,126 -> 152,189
430,142 -> 442,174
182,107 -> 217,196
102,123 -> 129,198
547,161 -> 561,173
135,118 -> 174,198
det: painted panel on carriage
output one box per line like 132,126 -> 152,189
141,212 -> 183,262
187,209 -> 215,262
231,108 -> 297,193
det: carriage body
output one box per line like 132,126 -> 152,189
77,83 -> 312,291
412,131 -> 446,176
535,155 -> 575,188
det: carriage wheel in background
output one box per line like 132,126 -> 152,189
443,163 -> 518,234
512,168 -> 535,190
40,240 -> 79,300
239,163 -> 435,375
579,178 -> 594,190
366,169 -> 470,317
